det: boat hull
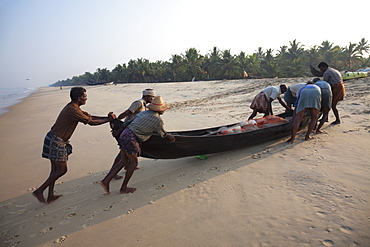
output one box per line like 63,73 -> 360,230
141,112 -> 309,159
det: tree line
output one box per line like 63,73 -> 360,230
51,38 -> 370,86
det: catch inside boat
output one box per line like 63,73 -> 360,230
141,112 -> 310,159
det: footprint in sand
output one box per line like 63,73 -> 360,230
6,241 -> 20,246
61,212 -> 77,224
1,230 -> 8,237
81,224 -> 89,229
322,239 -> 334,246
40,227 -> 53,234
63,205 -> 77,211
155,185 -> 165,190
35,212 -> 46,217
2,201 -> 16,209
4,234 -> 19,243
316,211 -> 327,218
339,226 -> 354,234
64,212 -> 77,219
54,235 -> 67,244
92,209 -> 101,214
86,214 -> 95,221
104,205 -> 114,211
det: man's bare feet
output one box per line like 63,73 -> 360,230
304,136 -> 314,140
32,191 -> 47,204
99,181 -> 110,194
124,167 -> 139,171
114,175 -> 123,180
119,187 -> 137,194
286,138 -> 294,144
331,120 -> 340,125
47,195 -> 63,203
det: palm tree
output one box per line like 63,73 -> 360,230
287,40 -> 305,60
341,42 -> 361,70
246,53 -> 261,76
236,51 -> 249,77
181,48 -> 205,81
275,45 -> 289,77
255,47 -> 265,60
170,54 -> 184,81
318,40 -> 342,67
357,38 -> 370,55
81,71 -> 95,84
111,64 -> 127,83
260,48 -> 277,77
218,49 -> 241,79
94,68 -> 111,83
204,46 -> 222,80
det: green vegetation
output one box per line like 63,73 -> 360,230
51,39 -> 370,86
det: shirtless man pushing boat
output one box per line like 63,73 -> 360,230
33,87 -> 114,204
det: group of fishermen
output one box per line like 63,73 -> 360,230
33,61 -> 345,204
247,62 -> 345,143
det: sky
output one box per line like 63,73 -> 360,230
0,0 -> 369,88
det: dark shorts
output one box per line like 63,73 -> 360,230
42,131 -> 72,162
119,128 -> 141,155
320,88 -> 332,110
284,88 -> 297,106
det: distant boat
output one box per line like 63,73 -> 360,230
341,71 -> 368,80
86,80 -> 105,86
104,82 -> 114,85
310,65 -> 368,81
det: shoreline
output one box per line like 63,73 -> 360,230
0,87 -> 39,116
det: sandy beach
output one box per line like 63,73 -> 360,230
0,77 -> 369,247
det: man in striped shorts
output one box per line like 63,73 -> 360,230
33,87 -> 114,204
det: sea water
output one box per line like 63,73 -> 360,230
0,87 -> 37,116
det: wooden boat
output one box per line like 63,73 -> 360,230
310,64 -> 323,77
141,112 -> 310,159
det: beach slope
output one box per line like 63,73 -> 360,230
0,78 -> 369,246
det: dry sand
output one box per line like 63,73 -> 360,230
0,77 -> 369,247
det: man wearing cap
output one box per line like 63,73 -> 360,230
109,89 -> 156,179
100,96 -> 175,194
117,88 -> 156,121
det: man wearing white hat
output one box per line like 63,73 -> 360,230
117,88 -> 156,121
100,96 -> 175,194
